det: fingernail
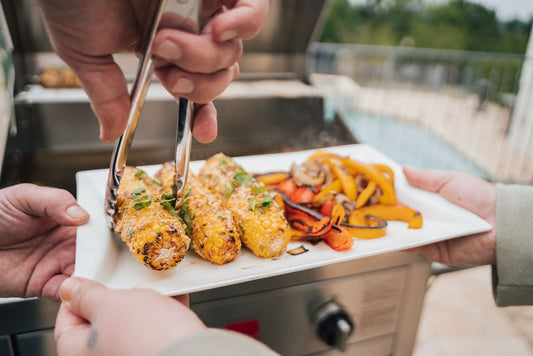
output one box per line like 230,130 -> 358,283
60,277 -> 81,304
232,63 -> 240,81
173,78 -> 194,94
220,30 -> 237,42
66,205 -> 89,220
156,40 -> 182,61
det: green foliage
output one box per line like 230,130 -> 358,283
320,0 -> 532,54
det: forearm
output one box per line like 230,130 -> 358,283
156,328 -> 280,356
492,184 -> 533,306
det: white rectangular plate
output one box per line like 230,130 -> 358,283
75,144 -> 492,295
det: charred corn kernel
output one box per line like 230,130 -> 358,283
198,153 -> 291,258
114,166 -> 190,270
188,180 -> 242,264
197,153 -> 242,198
155,162 -> 241,265
226,185 -> 290,258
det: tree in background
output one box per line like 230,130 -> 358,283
320,0 -> 532,54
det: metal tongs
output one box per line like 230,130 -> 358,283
105,0 -> 200,228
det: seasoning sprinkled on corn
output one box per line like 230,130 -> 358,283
155,162 -> 241,264
114,166 -> 190,270
198,153 -> 291,258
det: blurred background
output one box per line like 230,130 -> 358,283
308,1 -> 533,355
310,0 -> 533,185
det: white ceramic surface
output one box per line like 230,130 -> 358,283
75,144 -> 492,295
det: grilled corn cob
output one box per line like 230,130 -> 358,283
198,153 -> 291,258
155,162 -> 241,265
114,166 -> 190,270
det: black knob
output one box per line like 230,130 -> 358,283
311,300 -> 354,351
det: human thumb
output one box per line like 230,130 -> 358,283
59,278 -> 110,322
7,184 -> 89,226
403,165 -> 495,217
402,165 -> 456,193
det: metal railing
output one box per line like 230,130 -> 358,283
308,43 -> 533,184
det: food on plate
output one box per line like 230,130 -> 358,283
111,150 -> 419,268
257,151 -> 423,251
348,203 -> 423,229
155,162 -> 242,265
198,153 -> 291,258
39,67 -> 81,88
286,245 -> 309,256
113,166 -> 190,270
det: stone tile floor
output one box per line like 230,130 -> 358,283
413,265 -> 533,356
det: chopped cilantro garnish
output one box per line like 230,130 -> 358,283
232,170 -> 252,186
251,186 -> 267,194
132,193 -> 150,202
158,192 -> 178,216
247,195 -> 273,214
134,170 -> 145,179
178,186 -> 193,235
219,156 -> 228,170
134,200 -> 151,210
260,195 -> 273,209
248,199 -> 258,212
224,181 -> 233,198
161,193 -> 175,201
131,188 -> 151,209
183,186 -> 191,200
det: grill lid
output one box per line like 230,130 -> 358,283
3,0 -> 329,82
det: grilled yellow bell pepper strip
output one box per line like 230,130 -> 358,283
306,151 -> 345,162
342,215 -> 387,239
255,172 -> 291,185
342,158 -> 396,205
324,158 -> 358,201
350,204 -> 423,229
313,179 -> 342,203
372,163 -> 395,184
355,180 -> 377,209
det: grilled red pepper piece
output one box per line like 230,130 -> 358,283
319,199 -> 335,217
290,186 -> 316,204
286,213 -> 334,237
323,226 -> 354,251
278,179 -> 298,198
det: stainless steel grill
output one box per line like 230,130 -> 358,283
0,1 -> 432,355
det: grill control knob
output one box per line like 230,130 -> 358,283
311,300 -> 354,352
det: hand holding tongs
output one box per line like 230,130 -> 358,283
105,0 -> 200,228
